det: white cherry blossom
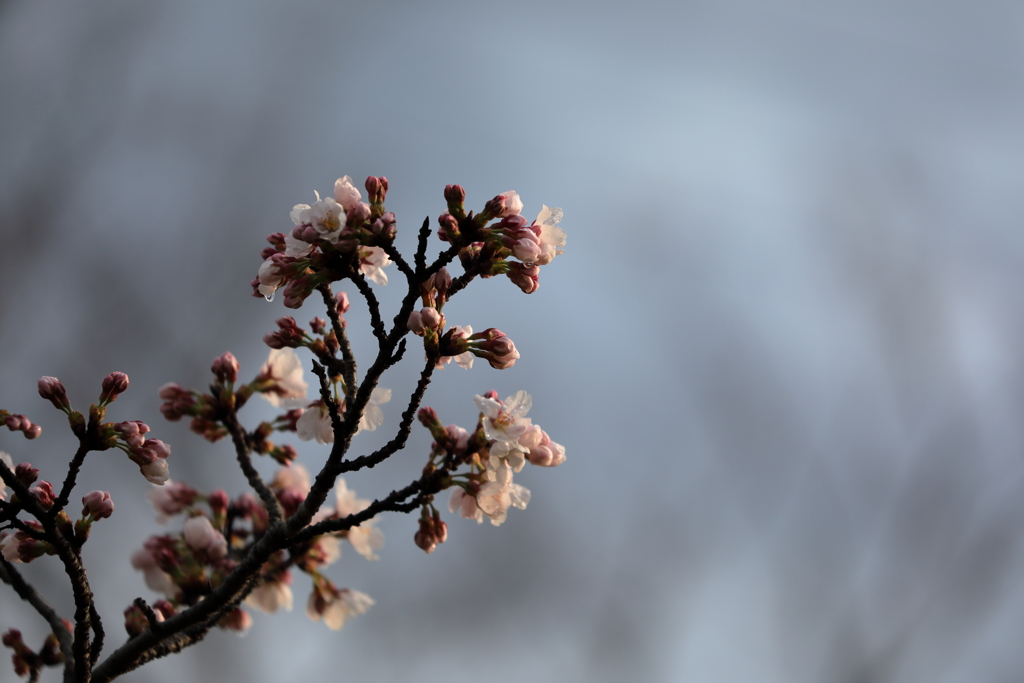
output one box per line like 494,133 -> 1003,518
476,479 -> 530,527
296,401 -> 334,444
307,587 -> 374,630
333,175 -> 362,211
290,193 -> 346,242
359,246 -> 392,285
474,390 -> 533,443
296,388 -> 391,444
183,516 -> 228,559
259,349 -> 309,408
448,487 -> 483,524
533,205 -> 566,266
246,580 -> 294,614
333,479 -> 384,561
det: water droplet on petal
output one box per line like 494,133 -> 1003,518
264,291 -> 276,302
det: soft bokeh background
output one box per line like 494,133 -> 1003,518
3,1 -> 1024,681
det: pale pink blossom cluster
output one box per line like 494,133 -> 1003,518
445,391 -> 564,527
436,186 -> 565,295
251,175 -> 394,306
112,421 -> 171,485
294,387 -> 391,444
0,175 -> 567,681
129,465 -> 382,633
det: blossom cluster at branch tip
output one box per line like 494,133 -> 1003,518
0,410 -> 40,440
98,371 -> 130,406
1,623 -> 69,679
131,466 -> 380,632
435,185 -> 564,294
251,175 -> 395,306
112,420 -> 171,485
2,173 -> 567,679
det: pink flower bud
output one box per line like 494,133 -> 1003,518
30,481 -> 55,509
333,175 -> 362,212
147,480 -> 197,519
444,184 -> 465,205
140,459 -> 170,486
82,490 -> 114,519
484,191 -> 523,219
183,515 -> 227,559
208,489 -> 229,516
15,463 -> 39,486
506,262 -> 540,294
365,175 -> 388,204
421,307 -> 441,329
38,376 -> 71,411
99,372 -> 130,404
468,329 -> 520,370
406,310 -> 424,334
218,608 -> 253,634
336,291 -> 350,314
437,213 -> 459,242
414,517 -> 437,554
211,352 -> 239,384
417,407 -> 440,428
140,439 -> 171,461
526,430 -> 566,467
431,267 -> 452,298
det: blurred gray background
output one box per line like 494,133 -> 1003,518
2,1 -> 1024,681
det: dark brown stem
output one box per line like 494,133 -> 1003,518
350,272 -> 387,345
382,242 -> 415,282
223,412 -> 283,524
0,555 -> 75,683
318,284 -> 357,404
51,441 -> 92,519
414,217 -> 431,275
1,457 -> 93,681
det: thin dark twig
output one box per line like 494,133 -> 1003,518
291,469 -> 444,546
350,272 -> 387,345
312,361 -> 346,442
414,217 -> 431,275
89,603 -> 104,665
382,243 -> 415,282
132,598 -> 161,631
223,412 -> 283,524
318,284 -> 357,404
339,358 -> 435,474
446,271 -> 476,300
1,457 -> 94,681
7,517 -> 49,541
51,441 -> 91,519
0,555 -> 75,683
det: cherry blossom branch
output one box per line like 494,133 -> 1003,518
88,605 -> 103,670
1,437 -> 97,681
51,441 -> 92,519
0,555 -> 75,683
337,358 -> 435,475
311,360 -> 346,442
222,411 -> 283,524
350,272 -> 387,345
131,598 -> 161,631
414,217 -> 431,275
317,284 -> 357,403
381,243 -> 414,282
290,468 -> 444,545
445,271 -> 476,300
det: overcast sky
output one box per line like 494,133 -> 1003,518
3,2 -> 1024,682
